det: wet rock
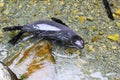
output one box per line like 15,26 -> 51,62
6,40 -> 55,80
87,45 -> 95,52
98,31 -> 104,35
90,26 -> 97,31
91,36 -> 101,42
0,61 -> 18,80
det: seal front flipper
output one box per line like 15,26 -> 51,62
51,17 -> 68,26
8,31 -> 24,45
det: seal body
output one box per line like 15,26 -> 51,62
3,18 -> 84,49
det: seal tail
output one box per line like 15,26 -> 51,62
3,26 -> 23,31
9,31 -> 24,45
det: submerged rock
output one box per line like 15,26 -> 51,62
106,34 -> 119,41
78,16 -> 86,23
86,16 -> 94,21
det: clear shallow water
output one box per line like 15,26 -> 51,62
0,0 -> 120,80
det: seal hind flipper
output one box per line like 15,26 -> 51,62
8,31 -> 24,45
51,17 -> 68,26
3,26 -> 23,31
